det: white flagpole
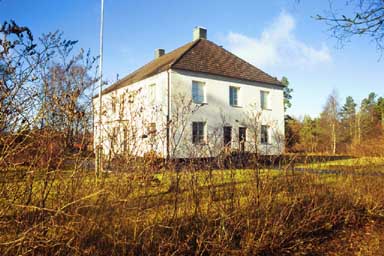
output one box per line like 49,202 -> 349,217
96,0 -> 105,178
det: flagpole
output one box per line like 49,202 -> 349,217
96,0 -> 105,179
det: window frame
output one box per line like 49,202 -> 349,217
229,86 -> 240,107
192,121 -> 206,145
260,90 -> 270,110
192,81 -> 206,104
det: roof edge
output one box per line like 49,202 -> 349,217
206,40 -> 283,87
93,40 -> 201,99
92,69 -> 170,99
172,68 -> 285,88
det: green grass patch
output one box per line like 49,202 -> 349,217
297,157 -> 384,171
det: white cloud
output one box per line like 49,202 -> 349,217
224,11 -> 331,69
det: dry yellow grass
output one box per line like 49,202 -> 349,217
1,158 -> 384,255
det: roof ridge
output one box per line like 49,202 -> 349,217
169,39 -> 201,68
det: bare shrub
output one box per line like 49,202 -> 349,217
351,136 -> 384,157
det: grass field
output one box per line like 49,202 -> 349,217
298,156 -> 384,168
1,157 -> 384,255
297,157 -> 384,175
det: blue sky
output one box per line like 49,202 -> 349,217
1,0 -> 383,117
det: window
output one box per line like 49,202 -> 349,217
149,84 -> 156,104
260,91 -> 270,110
260,125 -> 269,144
239,127 -> 246,152
229,86 -> 239,106
192,81 -> 205,104
223,126 -> 232,147
192,122 -> 206,144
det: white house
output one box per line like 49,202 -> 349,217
93,27 -> 285,159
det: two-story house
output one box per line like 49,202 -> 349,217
93,27 -> 285,159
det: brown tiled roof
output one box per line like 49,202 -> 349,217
173,39 -> 282,86
96,39 -> 282,97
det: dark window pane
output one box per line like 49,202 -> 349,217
224,126 -> 232,147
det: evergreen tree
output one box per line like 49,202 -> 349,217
376,97 -> 384,130
299,115 -> 318,153
339,96 -> 357,146
360,92 -> 380,139
281,76 -> 293,111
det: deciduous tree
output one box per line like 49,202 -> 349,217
315,0 -> 384,52
319,91 -> 340,154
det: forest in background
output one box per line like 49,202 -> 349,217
284,84 -> 384,156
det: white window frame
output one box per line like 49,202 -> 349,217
192,81 -> 206,104
229,86 -> 240,107
260,90 -> 270,110
192,121 -> 206,144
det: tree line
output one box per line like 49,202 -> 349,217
285,89 -> 384,156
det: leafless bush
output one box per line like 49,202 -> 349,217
2,159 -> 384,255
